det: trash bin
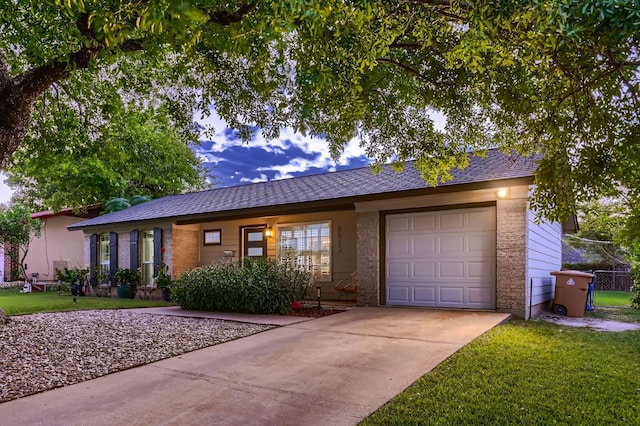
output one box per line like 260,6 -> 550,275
550,270 -> 595,317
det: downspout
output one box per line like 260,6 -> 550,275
529,278 -> 533,319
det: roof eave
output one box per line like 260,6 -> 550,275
70,176 -> 534,231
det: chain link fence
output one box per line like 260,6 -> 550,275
591,270 -> 635,307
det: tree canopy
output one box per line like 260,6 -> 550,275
0,0 -> 638,218
0,204 -> 42,281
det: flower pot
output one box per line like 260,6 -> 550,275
117,285 -> 134,299
161,288 -> 172,302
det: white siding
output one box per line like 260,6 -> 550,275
526,210 -> 562,318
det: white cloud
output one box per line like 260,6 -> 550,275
240,173 -> 269,183
259,156 -> 334,179
196,109 -> 369,171
195,152 -> 223,163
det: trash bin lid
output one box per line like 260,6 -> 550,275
550,270 -> 595,278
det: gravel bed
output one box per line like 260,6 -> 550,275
0,310 -> 275,402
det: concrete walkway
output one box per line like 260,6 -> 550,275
0,308 -> 509,425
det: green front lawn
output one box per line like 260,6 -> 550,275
592,290 -> 633,307
362,320 -> 640,425
0,288 -> 174,315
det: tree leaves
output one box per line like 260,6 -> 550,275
0,0 -> 638,223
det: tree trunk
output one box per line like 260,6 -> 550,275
0,47 -> 95,168
0,307 -> 10,325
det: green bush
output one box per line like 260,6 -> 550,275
172,258 -> 312,314
631,281 -> 640,309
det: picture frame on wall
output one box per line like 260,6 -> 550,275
203,229 -> 222,245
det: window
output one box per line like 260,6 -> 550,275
140,230 -> 154,286
99,234 -> 110,283
276,222 -> 331,281
203,229 -> 222,245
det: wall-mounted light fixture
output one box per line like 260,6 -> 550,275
264,227 -> 273,238
497,188 -> 509,199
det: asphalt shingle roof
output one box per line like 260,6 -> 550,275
69,149 -> 536,230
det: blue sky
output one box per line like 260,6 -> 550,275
0,111 -> 373,204
193,111 -> 372,188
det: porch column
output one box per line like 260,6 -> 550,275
496,198 -> 528,318
356,211 -> 380,306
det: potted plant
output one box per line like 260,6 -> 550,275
113,267 -> 140,299
155,263 -> 172,302
55,267 -> 89,296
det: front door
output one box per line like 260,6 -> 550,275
242,225 -> 267,258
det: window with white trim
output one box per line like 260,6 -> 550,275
140,230 -> 154,286
276,221 -> 331,282
99,233 -> 110,283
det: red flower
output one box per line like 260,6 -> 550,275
161,247 -> 166,255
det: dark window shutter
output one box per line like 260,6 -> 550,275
89,234 -> 98,286
130,230 -> 139,271
153,228 -> 162,276
109,232 -> 118,283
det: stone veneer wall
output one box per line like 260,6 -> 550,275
356,211 -> 380,306
172,227 -> 199,279
496,199 -> 528,318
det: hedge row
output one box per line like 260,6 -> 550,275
171,258 -> 312,314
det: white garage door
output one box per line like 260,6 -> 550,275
385,207 -> 496,309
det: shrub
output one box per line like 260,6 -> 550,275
172,258 -> 312,314
631,281 -> 640,309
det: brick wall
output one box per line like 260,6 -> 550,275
356,212 -> 380,306
172,227 -> 199,278
496,199 -> 528,317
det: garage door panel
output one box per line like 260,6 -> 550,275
468,209 -> 496,230
414,236 -> 437,254
388,262 -> 410,278
386,207 -> 496,310
439,286 -> 465,304
388,237 -> 411,256
439,236 -> 465,254
414,215 -> 436,230
439,212 -> 465,230
387,216 -> 411,232
468,234 -> 494,251
468,261 -> 494,278
413,262 -> 436,278
468,287 -> 494,304
439,262 -> 465,278
413,286 -> 436,303
388,286 -> 410,303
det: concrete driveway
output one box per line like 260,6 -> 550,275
0,307 -> 509,425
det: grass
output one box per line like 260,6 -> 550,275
362,319 -> 640,425
0,288 -> 174,315
592,290 -> 633,307
586,306 -> 640,323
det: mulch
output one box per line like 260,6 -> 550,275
287,307 -> 345,318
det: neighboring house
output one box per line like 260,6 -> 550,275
22,207 -> 101,282
69,149 -> 572,319
562,238 -> 629,271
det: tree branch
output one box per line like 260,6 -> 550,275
0,50 -> 10,90
604,60 -> 640,67
406,0 -> 473,9
377,57 -> 432,82
389,42 -> 424,49
209,3 -> 258,25
603,52 -> 640,109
